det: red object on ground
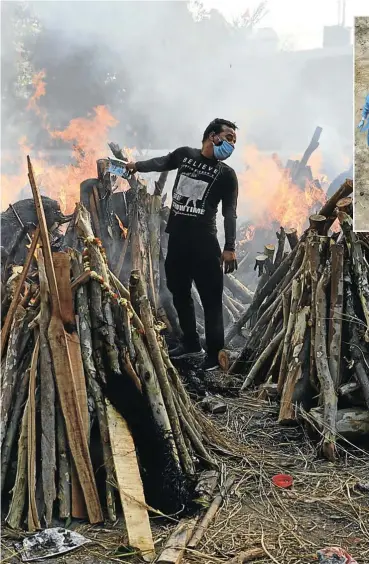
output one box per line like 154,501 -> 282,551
272,474 -> 293,488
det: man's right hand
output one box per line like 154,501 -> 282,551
125,162 -> 137,172
358,119 -> 365,131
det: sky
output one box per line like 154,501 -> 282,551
196,0 -> 369,49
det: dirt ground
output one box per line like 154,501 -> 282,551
2,391 -> 368,564
355,17 -> 369,231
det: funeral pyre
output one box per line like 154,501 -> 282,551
1,155 -> 244,560
222,179 -> 369,461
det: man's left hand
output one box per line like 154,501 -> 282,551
221,251 -> 238,274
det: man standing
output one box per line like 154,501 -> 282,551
126,118 -> 238,371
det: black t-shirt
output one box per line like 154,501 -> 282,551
135,147 -> 238,251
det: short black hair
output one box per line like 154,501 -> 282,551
202,118 -> 238,143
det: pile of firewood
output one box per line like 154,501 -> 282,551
222,179 -> 369,459
0,158 -> 229,558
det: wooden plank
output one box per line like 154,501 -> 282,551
27,336 -> 41,531
53,252 -> 89,519
188,475 -> 236,549
157,518 -> 198,564
1,226 -> 40,358
37,249 -> 56,526
106,400 -> 155,562
27,156 -> 102,524
6,399 -> 30,529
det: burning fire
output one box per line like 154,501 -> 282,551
238,145 -> 326,235
27,70 -> 46,116
1,71 -> 119,213
238,225 -> 256,244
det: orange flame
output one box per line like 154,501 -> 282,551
238,146 -> 326,235
1,71 -> 120,213
238,225 -> 256,245
27,70 -> 46,115
115,214 -> 128,239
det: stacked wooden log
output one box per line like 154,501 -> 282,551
0,158 -> 227,560
225,180 -> 369,459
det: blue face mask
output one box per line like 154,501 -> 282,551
213,138 -> 234,161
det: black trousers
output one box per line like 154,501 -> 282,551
165,233 -> 224,359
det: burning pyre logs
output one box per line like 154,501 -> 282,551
227,180 -> 369,460
0,159 -> 232,560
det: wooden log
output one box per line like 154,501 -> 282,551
229,298 -> 281,375
254,254 -> 268,277
157,518 -> 198,564
6,400 -> 29,529
319,179 -> 352,222
1,305 -> 26,446
257,302 -> 283,356
56,404 -> 71,520
37,249 -> 56,526
53,251 -> 89,520
264,244 -> 275,262
223,292 -> 240,320
106,401 -> 155,562
187,475 -> 236,549
132,329 -> 180,468
277,278 -> 301,393
27,156 -> 103,524
307,239 -> 320,391
285,228 -> 298,250
278,306 -> 310,423
274,227 -> 286,268
225,244 -> 299,346
227,548 -> 265,563
115,228 -> 132,279
172,393 -> 216,467
344,265 -> 369,409
315,263 -> 337,461
308,407 -> 369,440
218,349 -> 240,372
1,226 -> 40,358
136,284 -> 194,475
27,334 -> 41,531
223,302 -> 235,328
328,244 -> 344,389
238,329 -> 284,385
292,126 -> 322,185
72,253 -> 117,522
336,196 -> 353,215
228,295 -> 244,315
234,251 -> 250,279
148,193 -> 162,310
339,382 -> 360,396
194,470 -> 219,504
1,366 -> 30,490
309,214 -> 327,235
90,185 -> 103,240
119,304 -> 139,375
258,242 -> 306,323
109,270 -> 145,334
223,275 -> 254,304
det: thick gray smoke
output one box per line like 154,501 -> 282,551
1,1 -> 352,192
